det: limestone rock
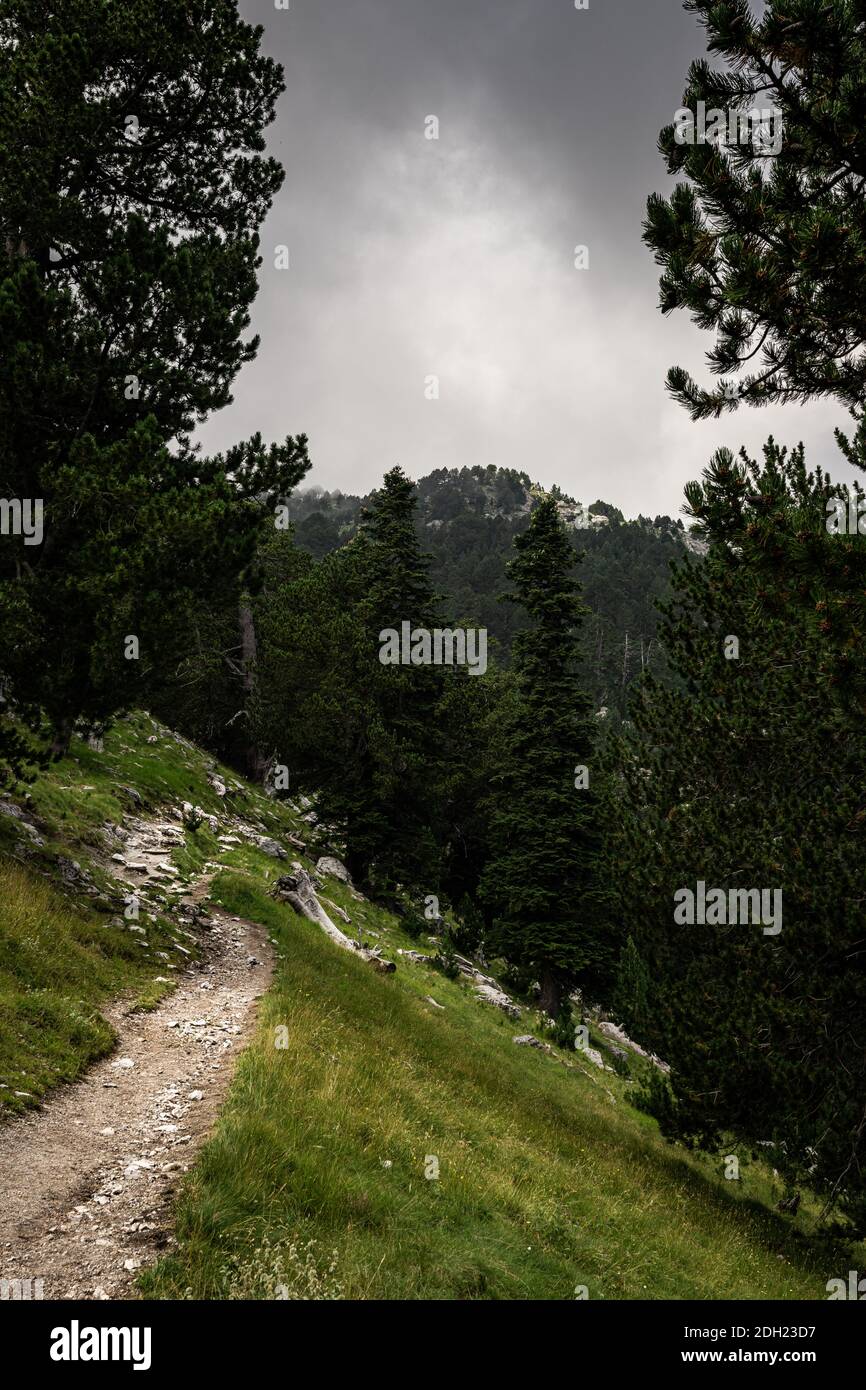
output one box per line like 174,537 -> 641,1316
316,855 -> 352,884
475,983 -> 521,1019
256,836 -> 287,860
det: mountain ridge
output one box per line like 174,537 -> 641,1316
290,464 -> 697,715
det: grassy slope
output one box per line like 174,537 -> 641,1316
143,872 -> 862,1301
1,713 -> 861,1298
0,712 -> 307,1113
0,862 -> 175,1107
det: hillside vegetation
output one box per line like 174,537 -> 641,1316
0,714 -> 859,1300
4,0 -> 866,1303
0,711 -> 298,1111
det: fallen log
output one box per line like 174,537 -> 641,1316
272,865 -> 395,973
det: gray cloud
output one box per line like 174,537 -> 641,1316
198,0 -> 850,516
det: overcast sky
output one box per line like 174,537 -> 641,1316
200,0 -> 848,518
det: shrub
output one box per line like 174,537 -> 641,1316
632,1067 -> 678,1133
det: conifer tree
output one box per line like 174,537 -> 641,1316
611,441 -> 866,1232
611,935 -> 651,1040
0,0 -> 309,765
436,659 -> 507,911
644,0 -> 866,425
254,468 -> 445,889
480,497 -> 607,1017
324,467 -> 445,887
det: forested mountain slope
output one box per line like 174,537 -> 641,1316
290,466 -> 696,716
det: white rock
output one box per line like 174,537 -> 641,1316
256,836 -> 287,859
123,1158 -> 155,1176
475,983 -> 521,1019
316,855 -> 352,883
577,1045 -> 607,1070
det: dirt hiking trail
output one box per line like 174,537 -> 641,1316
0,812 -> 273,1300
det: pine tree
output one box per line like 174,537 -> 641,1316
251,529 -> 353,795
0,0 -> 309,766
644,0 -> 866,423
323,467 -> 445,888
436,659 -> 507,910
636,0 -> 866,1229
480,497 -> 608,1017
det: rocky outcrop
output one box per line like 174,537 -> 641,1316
255,836 -> 287,860
474,982 -> 521,1019
452,954 -> 521,1018
596,1018 -> 669,1074
513,1034 -> 554,1052
394,947 -> 521,1017
0,797 -> 45,849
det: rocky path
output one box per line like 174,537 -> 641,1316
0,810 -> 274,1300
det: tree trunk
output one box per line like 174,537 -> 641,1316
539,968 -> 562,1018
49,717 -> 73,760
272,866 -> 395,973
238,599 -> 266,781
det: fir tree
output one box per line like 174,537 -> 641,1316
322,467 -> 444,888
611,935 -> 651,1040
480,497 -> 608,1017
436,659 -> 506,910
254,468 -> 446,890
611,441 -> 866,1232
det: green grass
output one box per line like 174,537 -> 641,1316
0,711 -> 311,1117
3,712 -> 861,1298
141,872 -> 863,1301
0,861 -> 180,1111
